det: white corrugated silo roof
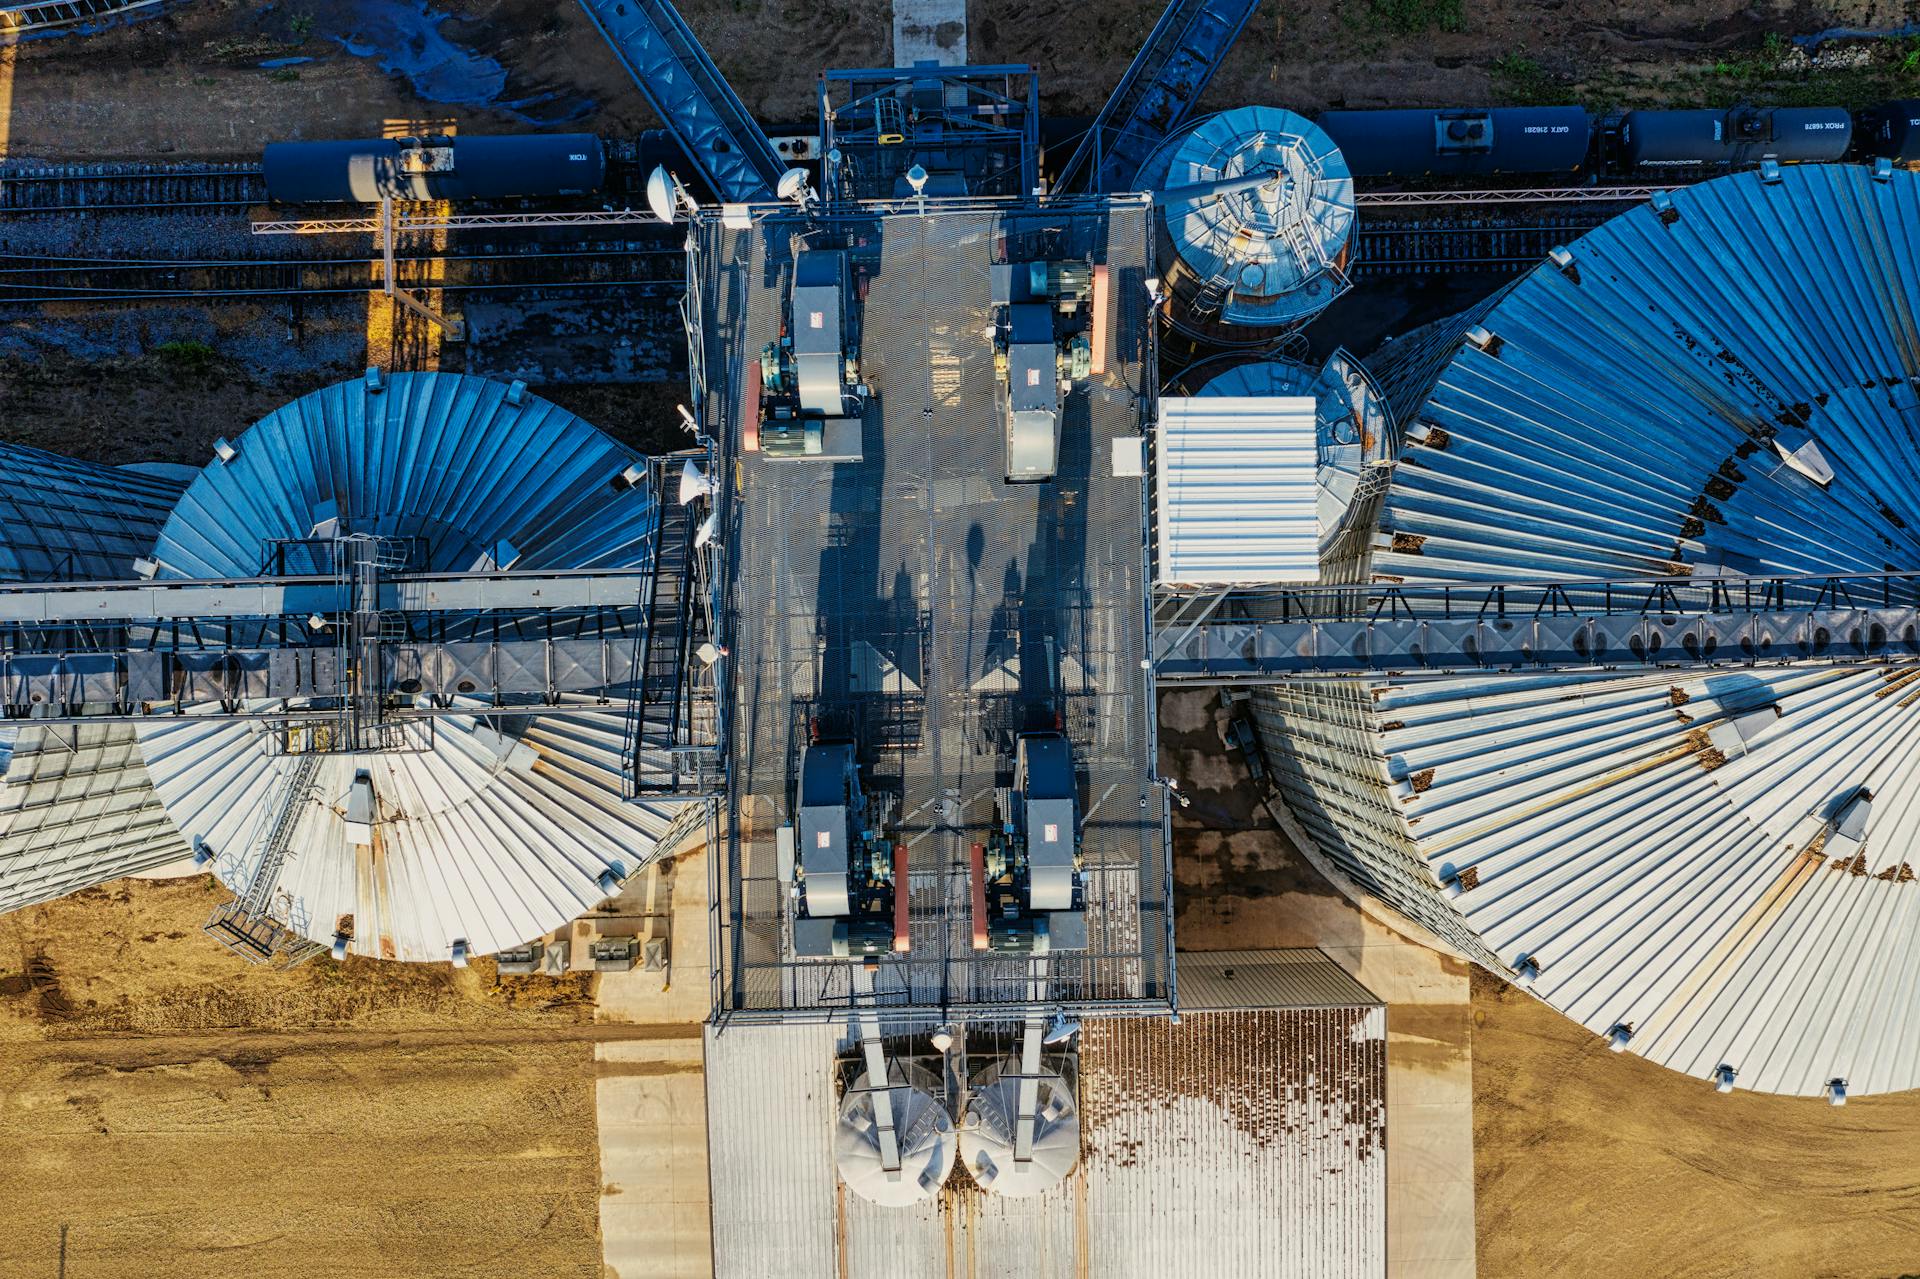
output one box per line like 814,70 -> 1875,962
1157,396 -> 1318,586
134,373 -> 683,962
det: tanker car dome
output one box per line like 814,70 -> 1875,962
1139,105 -> 1355,342
1186,350 -> 1392,555
134,372 -> 679,963
959,1060 -> 1079,1196
833,1073 -> 958,1206
1260,164 -> 1920,1097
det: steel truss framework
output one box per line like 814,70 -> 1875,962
1153,571 -> 1920,682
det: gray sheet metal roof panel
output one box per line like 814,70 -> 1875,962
1081,1010 -> 1386,1279
705,1023 -> 841,1278
1264,166 -> 1920,1094
705,1010 -> 1385,1278
1177,948 -> 1383,1011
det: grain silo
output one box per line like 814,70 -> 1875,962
0,445 -> 195,914
1251,163 -> 1920,1096
1139,106 -> 1355,343
133,372 -> 682,962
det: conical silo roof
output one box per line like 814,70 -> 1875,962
134,372 -> 683,962
0,447 -> 193,913
1256,164 -> 1920,1096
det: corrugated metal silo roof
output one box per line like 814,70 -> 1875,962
135,373 -> 681,962
1262,165 -> 1920,1095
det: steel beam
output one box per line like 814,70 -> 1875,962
1155,609 -> 1920,681
1054,0 -> 1260,193
0,569 -> 649,623
574,0 -> 783,203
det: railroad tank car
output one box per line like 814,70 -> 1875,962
1861,99 -> 1920,164
1617,106 -> 1851,168
1314,107 -> 1590,178
263,133 -> 606,204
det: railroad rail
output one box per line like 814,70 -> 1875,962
1349,216 -> 1612,276
0,243 -> 686,303
0,163 -> 266,213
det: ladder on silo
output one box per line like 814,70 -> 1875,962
1053,0 -> 1262,193
202,748 -> 326,966
628,477 -> 704,793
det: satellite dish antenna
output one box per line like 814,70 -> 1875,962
646,166 -> 685,224
694,511 -> 719,548
678,459 -> 713,505
905,164 -> 929,195
776,167 -> 811,203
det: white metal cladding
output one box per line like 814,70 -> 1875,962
149,372 -> 657,578
1192,353 -> 1395,556
134,372 -> 680,961
1157,396 -> 1319,586
705,1010 -> 1385,1279
1080,1009 -> 1386,1279
0,723 -> 194,914
1250,165 -> 1920,1096
0,449 -> 190,916
1358,666 -> 1920,1097
140,704 -> 676,960
1369,164 -> 1920,585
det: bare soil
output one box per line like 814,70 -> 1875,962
1473,968 -> 1920,1279
0,344 -> 690,466
0,877 -> 617,1277
0,0 -> 1911,162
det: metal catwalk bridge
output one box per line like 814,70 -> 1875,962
1153,571 -> 1920,682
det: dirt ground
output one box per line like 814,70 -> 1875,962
1162,688 -> 1920,1279
1473,970 -> 1920,1279
0,344 -> 690,466
0,877 -> 609,1278
0,0 -> 1912,162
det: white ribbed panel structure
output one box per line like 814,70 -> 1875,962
134,372 -> 681,961
139,705 -> 673,960
1157,396 -> 1319,586
1254,165 -> 1920,1096
0,448 -> 190,916
0,723 -> 193,914
704,1009 -> 1385,1277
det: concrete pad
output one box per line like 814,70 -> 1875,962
595,844 -> 716,1278
598,1037 -> 712,1279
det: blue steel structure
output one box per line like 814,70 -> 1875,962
574,0 -> 784,203
1053,0 -> 1262,193
818,64 -> 1039,203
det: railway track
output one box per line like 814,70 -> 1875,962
1350,217 -> 1611,277
0,163 -> 268,213
0,243 -> 686,303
